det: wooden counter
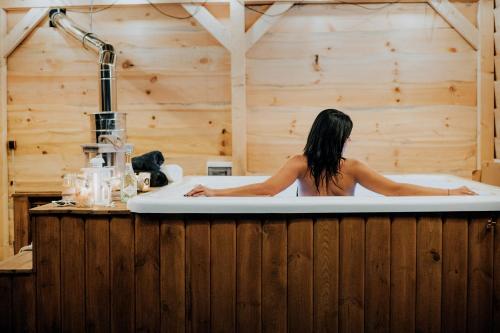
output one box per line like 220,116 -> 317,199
27,203 -> 499,333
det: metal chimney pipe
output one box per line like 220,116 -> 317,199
50,9 -> 117,112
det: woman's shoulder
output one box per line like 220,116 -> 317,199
341,158 -> 367,174
287,154 -> 308,173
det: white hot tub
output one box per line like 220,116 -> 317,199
127,174 -> 500,214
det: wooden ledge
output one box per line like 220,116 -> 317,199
0,251 -> 32,274
30,202 -> 130,215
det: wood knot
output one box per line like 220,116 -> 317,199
122,59 -> 134,69
430,249 -> 440,262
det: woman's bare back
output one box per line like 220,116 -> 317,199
295,155 -> 357,196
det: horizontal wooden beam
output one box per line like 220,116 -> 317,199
1,0 -> 439,9
3,7 -> 49,58
246,2 -> 294,52
181,4 -> 230,50
427,0 -> 479,50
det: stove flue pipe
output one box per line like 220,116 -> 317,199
50,9 -> 116,112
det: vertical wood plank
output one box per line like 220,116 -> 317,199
110,216 -> 135,333
160,219 -> 185,333
314,218 -> 339,333
442,217 -> 468,333
477,0 -> 495,165
135,214 -> 160,333
416,216 -> 442,333
12,274 -> 36,333
237,220 -> 262,333
365,216 -> 390,333
262,219 -> 287,333
494,214 -> 500,333
86,217 -> 110,333
211,220 -> 236,333
468,216 -> 494,333
61,216 -> 85,333
36,215 -> 61,332
390,216 -> 416,333
13,196 -> 29,254
0,276 -> 12,332
186,220 -> 210,333
0,8 -> 8,260
230,0 -> 247,175
339,216 -> 365,333
288,218 -> 313,333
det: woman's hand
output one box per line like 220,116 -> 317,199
449,186 -> 477,196
185,185 -> 217,197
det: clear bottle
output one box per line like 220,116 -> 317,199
121,153 -> 137,203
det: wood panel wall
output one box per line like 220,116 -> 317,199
3,2 -> 480,256
6,2 -> 478,192
247,3 -> 477,175
26,212 -> 499,332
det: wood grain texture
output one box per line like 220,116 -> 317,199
135,214 -> 160,333
85,217 -> 110,333
313,218 -> 339,333
160,219 -> 185,333
110,216 -> 135,333
262,219 -> 287,333
287,218 -> 313,333
236,220 -> 262,333
468,216 -> 494,333
60,216 -> 85,333
5,2 -> 480,195
339,216 -> 365,333
365,216 -> 390,333
210,220 -> 236,333
12,274 -> 36,333
390,216 -> 416,333
0,276 -> 12,332
442,217 -> 468,333
35,215 -> 61,332
495,214 -> 500,333
13,195 -> 29,253
186,220 -> 210,333
416,216 -> 442,333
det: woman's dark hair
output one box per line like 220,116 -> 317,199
303,109 -> 353,192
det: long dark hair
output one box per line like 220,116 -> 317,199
303,109 -> 353,192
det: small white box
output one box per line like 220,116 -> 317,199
207,161 -> 232,176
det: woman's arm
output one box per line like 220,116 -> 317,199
185,155 -> 305,197
350,160 -> 476,196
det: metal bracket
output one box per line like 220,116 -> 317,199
486,218 -> 497,230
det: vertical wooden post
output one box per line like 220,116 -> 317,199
477,0 -> 495,167
230,0 -> 247,175
0,9 -> 9,259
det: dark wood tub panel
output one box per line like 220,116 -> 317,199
27,212 -> 499,333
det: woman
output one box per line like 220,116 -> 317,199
186,109 -> 476,197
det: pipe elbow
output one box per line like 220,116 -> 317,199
99,44 -> 116,66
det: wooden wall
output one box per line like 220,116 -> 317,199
6,3 -> 478,190
4,2 -> 480,254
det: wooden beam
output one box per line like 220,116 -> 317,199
0,0 -> 434,9
246,2 -> 294,52
230,0 -> 247,175
3,8 -> 50,58
181,4 -> 230,50
0,9 -> 10,259
1,0 -> 228,9
477,0 -> 495,166
427,0 -> 479,50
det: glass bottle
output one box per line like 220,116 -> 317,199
120,153 -> 137,203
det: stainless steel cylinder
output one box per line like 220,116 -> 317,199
89,112 -> 127,143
